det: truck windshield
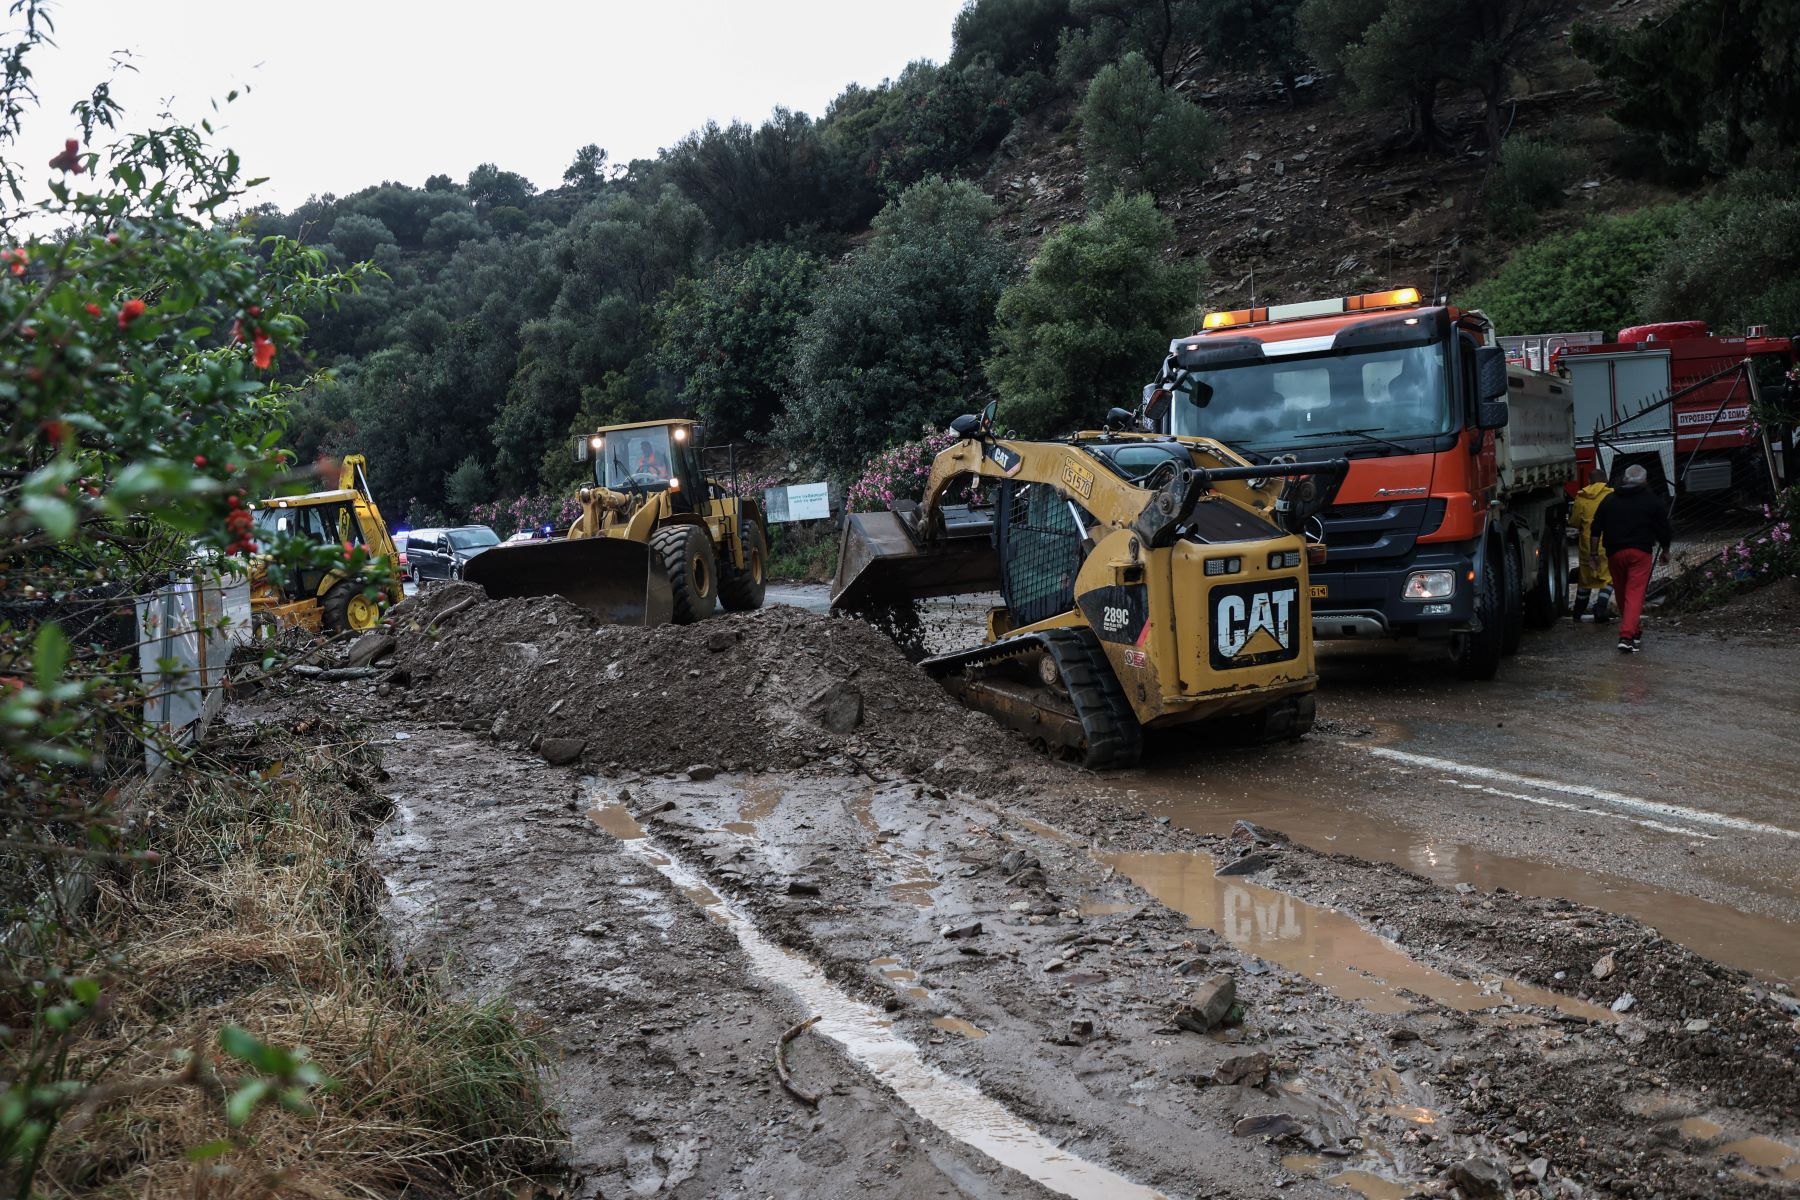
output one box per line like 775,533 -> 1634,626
1171,340 -> 1452,452
601,427 -> 674,490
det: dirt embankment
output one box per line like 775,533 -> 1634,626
383,584 -> 1028,786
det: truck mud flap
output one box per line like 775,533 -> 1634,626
463,538 -> 675,626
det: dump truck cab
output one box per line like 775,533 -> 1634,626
250,455 -> 404,634
1152,288 -> 1574,680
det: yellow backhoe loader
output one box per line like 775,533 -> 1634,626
832,403 -> 1347,768
250,454 -> 404,634
464,418 -> 767,624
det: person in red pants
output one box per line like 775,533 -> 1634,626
1588,464 -> 1672,653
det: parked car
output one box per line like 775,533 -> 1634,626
405,525 -> 499,582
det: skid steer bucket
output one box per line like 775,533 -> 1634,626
831,507 -> 1001,613
464,537 -> 676,626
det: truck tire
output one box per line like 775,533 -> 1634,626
1500,534 -> 1524,657
1452,541 -> 1503,681
1524,518 -> 1569,629
321,580 -> 382,634
652,524 -> 718,624
719,519 -> 767,612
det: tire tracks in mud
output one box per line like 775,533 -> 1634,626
366,716 -> 1066,1200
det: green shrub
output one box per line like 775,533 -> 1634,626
1485,139 -> 1576,235
1462,204 -> 1685,333
988,192 -> 1203,434
778,178 -> 1015,471
1078,53 -> 1220,204
1640,181 -> 1800,336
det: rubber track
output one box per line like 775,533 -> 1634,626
924,628 -> 1143,769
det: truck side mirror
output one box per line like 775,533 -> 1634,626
1474,345 -> 1510,430
1476,345 -> 1509,401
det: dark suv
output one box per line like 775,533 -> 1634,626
406,525 -> 499,583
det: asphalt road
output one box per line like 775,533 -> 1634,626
767,582 -> 1800,983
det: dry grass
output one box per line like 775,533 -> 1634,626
19,720 -> 564,1199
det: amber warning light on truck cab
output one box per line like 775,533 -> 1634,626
1199,287 -> 1422,331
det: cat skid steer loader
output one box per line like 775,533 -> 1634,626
250,455 -> 404,634
465,418 -> 766,625
832,403 -> 1347,768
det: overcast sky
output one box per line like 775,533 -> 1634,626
20,0 -> 967,210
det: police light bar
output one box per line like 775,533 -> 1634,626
1200,287 -> 1421,331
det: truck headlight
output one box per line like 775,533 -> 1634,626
1403,570 -> 1455,600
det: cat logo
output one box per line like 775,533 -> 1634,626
1210,579 -> 1301,669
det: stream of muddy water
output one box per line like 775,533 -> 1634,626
584,795 -> 1171,1200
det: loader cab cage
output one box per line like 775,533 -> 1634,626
997,481 -> 1090,628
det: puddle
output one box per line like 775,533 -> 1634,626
1680,1116 -> 1725,1140
1328,1169 -> 1412,1200
586,802 -> 1168,1200
1113,771 -> 1800,985
1721,1137 -> 1800,1178
738,783 -> 783,826
721,821 -> 759,836
1097,848 -> 1613,1020
932,1016 -> 989,1039
588,804 -> 649,841
871,957 -> 929,1001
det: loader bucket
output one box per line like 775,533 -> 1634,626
831,509 -> 1002,614
463,537 -> 675,626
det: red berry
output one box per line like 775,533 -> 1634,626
193,455 -> 207,468
247,305 -> 261,317
227,495 -> 240,508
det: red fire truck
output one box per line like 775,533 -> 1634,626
1538,322 -> 1793,500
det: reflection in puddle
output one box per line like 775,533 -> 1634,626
586,800 -> 1166,1200
932,1016 -> 989,1039
1111,772 -> 1800,985
1097,848 -> 1613,1020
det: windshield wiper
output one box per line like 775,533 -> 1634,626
1295,427 -> 1412,454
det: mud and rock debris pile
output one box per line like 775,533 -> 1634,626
384,584 -> 1024,782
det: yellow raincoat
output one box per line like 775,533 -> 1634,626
1570,479 -> 1613,588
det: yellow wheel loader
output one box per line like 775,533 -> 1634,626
249,454 -> 405,634
832,403 -> 1348,768
464,418 -> 767,625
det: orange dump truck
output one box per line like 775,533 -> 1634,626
1147,288 -> 1575,680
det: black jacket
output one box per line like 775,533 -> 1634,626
1591,486 -> 1672,556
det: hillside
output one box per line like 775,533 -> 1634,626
261,0 -> 1794,523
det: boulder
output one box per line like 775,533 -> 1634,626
809,681 -> 863,734
538,737 -> 586,766
1174,973 -> 1238,1033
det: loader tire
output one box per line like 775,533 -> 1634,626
652,524 -> 718,624
719,519 -> 767,612
1043,629 -> 1143,770
321,580 -> 382,635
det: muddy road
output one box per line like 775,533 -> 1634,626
271,583 -> 1800,1199
774,583 -> 1800,983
